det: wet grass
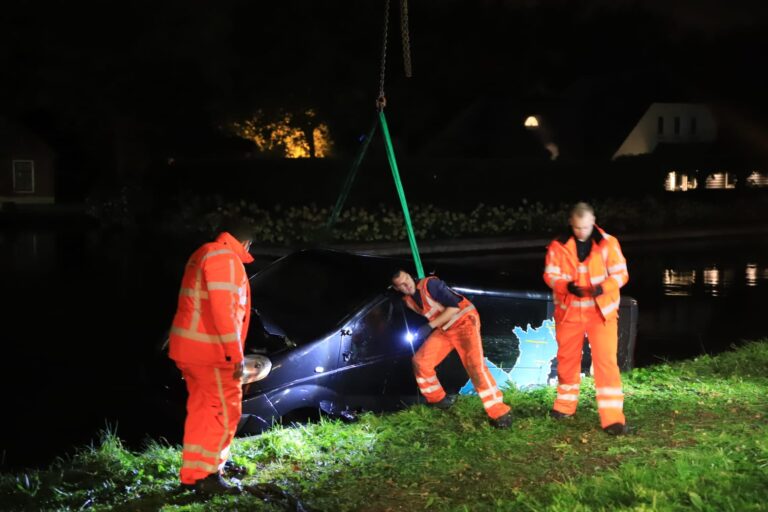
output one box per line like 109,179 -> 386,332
2,340 -> 767,511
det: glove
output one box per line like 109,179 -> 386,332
567,282 -> 586,298
415,323 -> 435,341
592,284 -> 603,297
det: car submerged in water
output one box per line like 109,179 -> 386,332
156,249 -> 638,435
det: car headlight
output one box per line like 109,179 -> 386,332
242,354 -> 272,384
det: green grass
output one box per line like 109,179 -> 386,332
3,341 -> 768,511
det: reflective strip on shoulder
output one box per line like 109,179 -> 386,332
207,282 -> 240,293
170,326 -> 239,343
442,304 -> 477,330
201,249 -> 235,261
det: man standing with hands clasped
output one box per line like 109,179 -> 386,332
543,202 -> 631,435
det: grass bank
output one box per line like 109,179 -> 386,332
3,341 -> 767,511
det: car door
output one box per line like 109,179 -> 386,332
335,295 -> 414,411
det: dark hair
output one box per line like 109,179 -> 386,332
390,268 -> 409,280
217,218 -> 254,242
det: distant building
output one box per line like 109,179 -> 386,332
613,103 -> 718,159
0,118 -> 56,207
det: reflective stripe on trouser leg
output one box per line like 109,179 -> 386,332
451,313 -> 510,420
412,329 -> 454,403
587,316 -> 625,428
553,320 -> 586,416
177,364 -> 243,484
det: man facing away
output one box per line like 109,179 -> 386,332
543,202 -> 630,435
168,219 -> 255,493
391,269 -> 513,428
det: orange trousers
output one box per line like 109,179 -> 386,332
412,313 -> 510,420
177,364 -> 242,484
553,307 -> 625,428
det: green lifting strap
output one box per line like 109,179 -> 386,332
378,110 -> 425,279
326,116 -> 379,228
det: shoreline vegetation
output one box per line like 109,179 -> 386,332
2,340 -> 767,511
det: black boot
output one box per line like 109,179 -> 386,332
603,422 -> 631,436
549,410 -> 574,420
223,460 -> 248,478
427,394 -> 457,410
490,412 -> 513,429
193,473 -> 241,495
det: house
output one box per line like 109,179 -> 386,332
0,118 -> 56,207
612,102 -> 768,191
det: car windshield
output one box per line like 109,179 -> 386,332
249,250 -> 394,345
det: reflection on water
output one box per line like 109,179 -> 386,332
662,269 -> 696,296
663,264 -> 765,297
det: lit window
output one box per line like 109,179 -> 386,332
524,116 -> 539,128
12,160 -> 35,193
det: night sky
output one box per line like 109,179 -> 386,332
2,1 -> 768,187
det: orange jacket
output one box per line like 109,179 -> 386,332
543,226 -> 629,322
403,276 -> 477,331
169,232 -> 254,366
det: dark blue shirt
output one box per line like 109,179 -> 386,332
412,278 -> 462,309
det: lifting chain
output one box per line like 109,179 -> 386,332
400,0 -> 412,78
377,0 -> 390,111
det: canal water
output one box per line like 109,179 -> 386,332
1,228 -> 766,469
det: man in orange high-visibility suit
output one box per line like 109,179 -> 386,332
391,270 -> 513,428
169,220 -> 255,493
543,202 -> 630,435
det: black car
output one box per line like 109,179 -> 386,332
158,249 -> 638,434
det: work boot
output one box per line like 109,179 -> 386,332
549,410 -> 574,420
427,394 -> 457,410
603,422 -> 632,436
193,473 -> 241,495
490,412 -> 513,429
223,460 -> 248,478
